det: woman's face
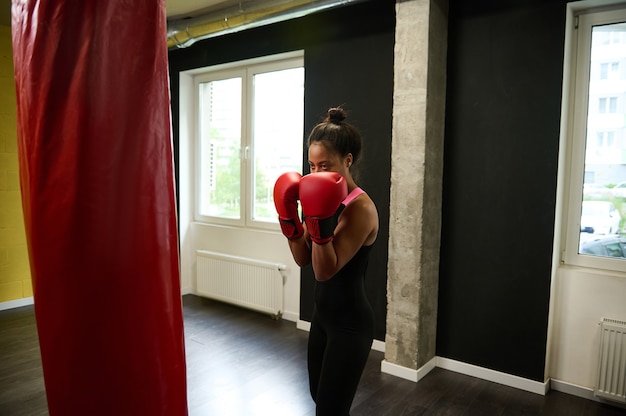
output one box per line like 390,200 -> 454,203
308,142 -> 352,176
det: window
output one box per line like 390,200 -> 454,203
563,5 -> 626,271
599,62 -> 620,79
193,52 -> 304,228
609,97 -> 618,113
595,131 -> 616,148
600,62 -> 609,79
598,96 -> 618,113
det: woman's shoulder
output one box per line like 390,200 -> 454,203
343,187 -> 364,205
344,189 -> 378,218
349,191 -> 378,245
337,188 -> 378,247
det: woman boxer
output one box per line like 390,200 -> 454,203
274,107 -> 379,415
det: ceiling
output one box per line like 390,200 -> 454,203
0,0 -> 236,27
166,0 -> 242,20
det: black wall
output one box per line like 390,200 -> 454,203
297,5 -> 395,341
169,0 -> 570,382
438,0 -> 567,381
168,0 -> 395,341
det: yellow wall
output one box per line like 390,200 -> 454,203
0,25 -> 32,302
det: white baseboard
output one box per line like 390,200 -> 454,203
381,357 -> 436,383
0,297 -> 34,311
296,319 -> 311,332
281,310 -> 299,323
550,379 -> 596,401
381,356 -> 549,395
551,379 -> 626,409
372,339 -> 385,352
296,319 -> 386,352
437,357 -> 549,395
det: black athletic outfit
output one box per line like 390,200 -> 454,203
307,243 -> 375,415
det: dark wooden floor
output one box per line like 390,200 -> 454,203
1,294 -> 625,415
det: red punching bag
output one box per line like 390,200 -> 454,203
11,1 -> 188,415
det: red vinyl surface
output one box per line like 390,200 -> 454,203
11,1 -> 188,414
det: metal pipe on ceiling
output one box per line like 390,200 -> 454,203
166,0 -> 369,49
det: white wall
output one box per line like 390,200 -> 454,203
546,0 -> 626,400
548,267 -> 626,396
181,223 -> 302,322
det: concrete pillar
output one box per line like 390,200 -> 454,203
383,0 -> 448,382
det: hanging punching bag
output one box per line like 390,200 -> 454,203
11,1 -> 188,415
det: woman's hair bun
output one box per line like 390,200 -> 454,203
326,107 -> 347,124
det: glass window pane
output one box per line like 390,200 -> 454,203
251,67 -> 304,222
600,62 -> 608,79
198,78 -> 242,219
579,21 -> 626,258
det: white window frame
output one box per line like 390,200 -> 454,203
191,51 -> 304,230
561,2 -> 626,272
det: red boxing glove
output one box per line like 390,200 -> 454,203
273,172 -> 304,239
300,172 -> 348,244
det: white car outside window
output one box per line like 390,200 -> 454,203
580,200 -> 621,235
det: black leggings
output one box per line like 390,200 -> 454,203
307,310 -> 373,415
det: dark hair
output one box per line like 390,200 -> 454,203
306,107 -> 363,167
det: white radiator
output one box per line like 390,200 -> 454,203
196,250 -> 286,319
595,317 -> 626,403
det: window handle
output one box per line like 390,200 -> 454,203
242,146 -> 250,160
